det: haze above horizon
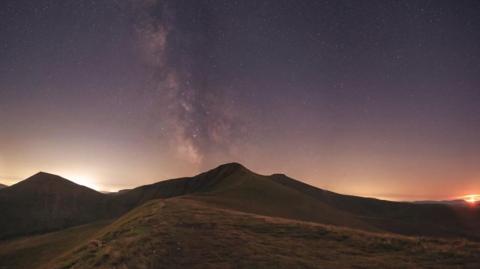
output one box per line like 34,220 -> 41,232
1,0 -> 479,201
0,165 -> 477,203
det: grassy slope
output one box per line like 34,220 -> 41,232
114,163 -> 480,239
3,164 -> 478,241
189,167 -> 377,232
48,198 -> 480,269
113,163 -> 376,232
2,163 -> 480,268
0,220 -> 111,269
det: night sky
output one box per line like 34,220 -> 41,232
1,0 -> 479,200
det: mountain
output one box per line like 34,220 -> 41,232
2,164 -> 480,268
112,163 -> 374,231
0,172 -> 115,239
113,163 -> 480,239
0,183 -> 7,189
2,164 -> 480,240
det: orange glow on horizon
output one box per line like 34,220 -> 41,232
462,194 -> 480,205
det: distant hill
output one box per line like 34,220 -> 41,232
0,183 -> 7,189
0,172 -> 117,239
113,163 -> 480,239
267,173 -> 480,238
414,199 -> 471,206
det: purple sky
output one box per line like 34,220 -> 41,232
1,0 -> 479,200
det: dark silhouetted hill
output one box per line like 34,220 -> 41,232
2,164 -> 480,240
0,172 -> 113,239
114,163 -> 480,239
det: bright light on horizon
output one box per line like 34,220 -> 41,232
0,171 -> 132,192
59,173 -> 100,191
57,173 -> 129,192
462,194 -> 480,204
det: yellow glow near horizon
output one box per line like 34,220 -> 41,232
58,173 -> 126,192
62,173 -> 100,191
462,194 -> 480,204
0,173 -> 101,191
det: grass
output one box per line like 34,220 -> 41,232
3,164 -> 480,268
0,220 -> 111,269
46,197 -> 480,269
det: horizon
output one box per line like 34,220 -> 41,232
1,1 -> 479,202
1,163 -> 477,203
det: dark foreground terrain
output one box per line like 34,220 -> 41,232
1,163 -> 480,268
2,198 -> 480,269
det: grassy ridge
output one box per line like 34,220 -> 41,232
116,163 -> 480,239
0,220 -> 111,269
2,164 -> 479,241
47,198 -> 480,269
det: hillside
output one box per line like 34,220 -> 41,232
2,164 -> 479,241
0,183 -> 7,189
2,164 -> 480,268
269,173 -> 480,238
112,163 -> 374,232
0,221 -> 111,269
45,198 -> 480,269
0,173 -> 114,239
114,163 -> 480,239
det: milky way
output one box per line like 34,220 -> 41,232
134,0 -> 245,166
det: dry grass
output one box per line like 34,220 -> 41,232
0,220 -> 111,269
47,198 -> 480,269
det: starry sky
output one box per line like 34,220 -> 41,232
1,0 -> 479,200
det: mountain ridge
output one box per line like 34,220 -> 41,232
2,163 -> 480,241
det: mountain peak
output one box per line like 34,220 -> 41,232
32,171 -> 57,177
0,173 -> 106,239
216,162 -> 247,171
27,171 -> 60,179
270,173 -> 288,178
24,172 -> 68,184
204,162 -> 251,178
8,172 -> 99,194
